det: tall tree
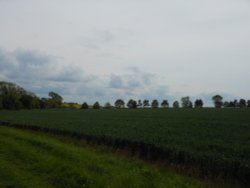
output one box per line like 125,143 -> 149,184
212,95 -> 223,108
93,101 -> 100,109
127,99 -> 137,109
239,99 -> 246,108
151,99 -> 159,108
181,96 -> 193,108
48,91 -> 63,108
173,101 -> 179,108
143,100 -> 150,108
114,99 -> 125,108
161,100 -> 169,108
137,100 -> 142,108
247,100 -> 250,108
0,81 -> 34,110
194,99 -> 203,108
81,102 -> 89,109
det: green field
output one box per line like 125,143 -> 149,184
1,108 -> 250,186
0,126 -> 216,188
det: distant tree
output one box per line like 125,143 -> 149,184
81,102 -> 89,109
127,99 -> 137,109
212,95 -> 223,108
181,96 -> 193,108
161,100 -> 169,108
137,100 -> 142,108
93,101 -> 100,109
20,94 -> 34,109
247,100 -> 250,108
1,93 -> 21,110
0,81 -> 38,110
233,100 -> 239,108
239,99 -> 246,108
114,99 -> 125,108
143,100 -> 150,108
173,101 -> 179,108
104,102 -> 112,109
194,99 -> 203,108
151,99 -> 159,108
48,91 -> 63,108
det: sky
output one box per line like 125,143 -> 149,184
0,0 -> 250,106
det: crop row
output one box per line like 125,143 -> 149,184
0,121 -> 249,186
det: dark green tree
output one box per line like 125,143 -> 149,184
81,102 -> 89,109
48,91 -> 63,108
161,100 -> 169,108
212,95 -> 223,108
93,101 -> 100,109
151,99 -> 159,108
127,99 -> 137,108
137,100 -> 142,108
143,100 -> 150,108
173,101 -> 179,108
114,99 -> 125,108
194,99 -> 203,108
181,96 -> 193,108
239,99 -> 246,108
247,100 -> 250,108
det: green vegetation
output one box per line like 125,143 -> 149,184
0,81 -> 63,110
1,108 -> 249,185
0,126 -> 214,188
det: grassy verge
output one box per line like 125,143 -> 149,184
0,126 -> 221,188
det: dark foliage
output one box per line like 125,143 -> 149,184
81,102 -> 89,109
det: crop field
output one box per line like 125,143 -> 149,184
0,126 -> 216,188
1,108 -> 250,186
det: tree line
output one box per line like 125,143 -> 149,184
0,81 -> 63,110
1,81 -> 250,110
81,95 -> 250,109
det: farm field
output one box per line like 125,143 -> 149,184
1,108 -> 250,186
0,126 -> 216,188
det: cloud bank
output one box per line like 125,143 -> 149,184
0,48 -> 179,104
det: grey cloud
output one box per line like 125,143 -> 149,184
109,74 -> 124,89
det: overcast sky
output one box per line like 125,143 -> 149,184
0,0 -> 250,105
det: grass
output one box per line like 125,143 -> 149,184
0,126 -> 216,188
0,108 -> 249,185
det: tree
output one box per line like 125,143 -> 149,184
181,96 -> 193,108
247,100 -> 250,108
194,99 -> 203,108
0,81 -> 37,110
93,101 -> 100,109
233,100 -> 239,108
48,91 -> 63,108
137,100 -> 142,108
239,99 -> 246,108
151,99 -> 159,108
173,101 -> 179,108
212,95 -> 223,108
1,93 -> 21,110
20,94 -> 34,109
143,100 -> 150,108
81,102 -> 89,109
114,99 -> 125,108
127,99 -> 137,109
161,100 -> 169,108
